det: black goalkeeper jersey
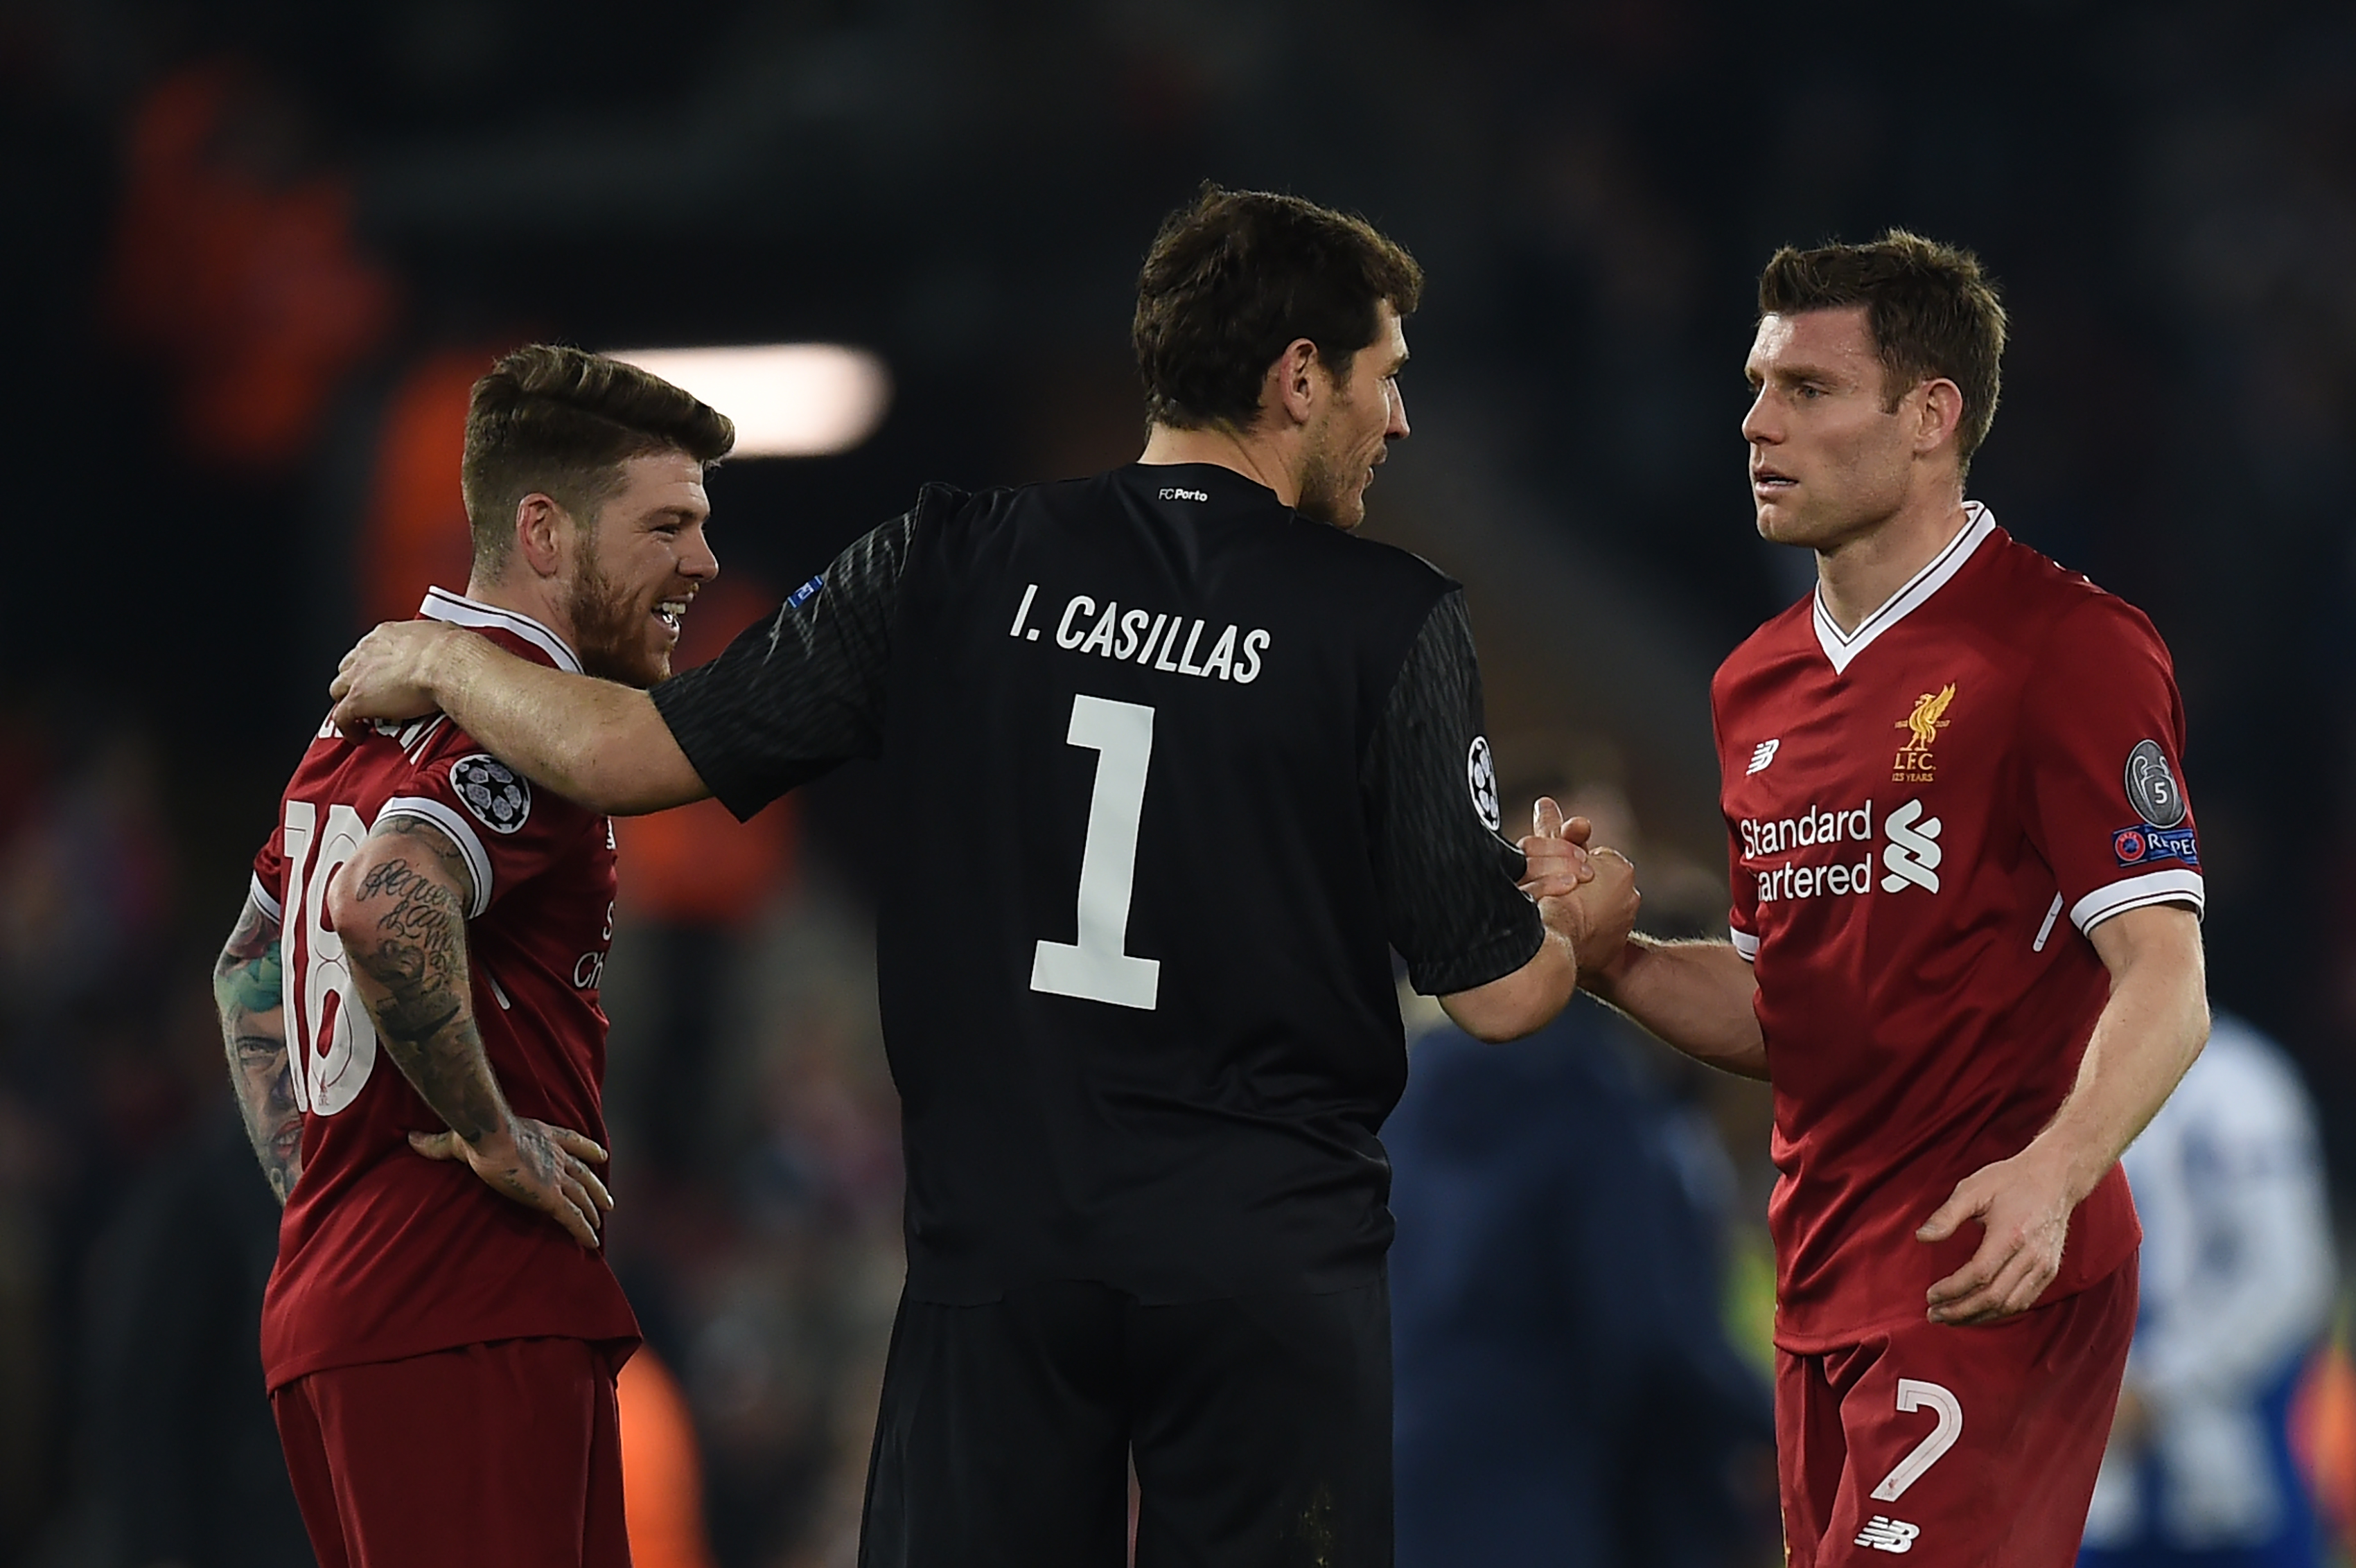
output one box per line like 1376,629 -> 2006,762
652,461 -> 1543,1303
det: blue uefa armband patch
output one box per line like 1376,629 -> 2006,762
2113,822 -> 2199,868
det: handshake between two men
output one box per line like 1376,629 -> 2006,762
1503,799 -> 1644,1032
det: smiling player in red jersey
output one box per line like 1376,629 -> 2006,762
1580,235 -> 2210,1565
209,345 -> 732,1568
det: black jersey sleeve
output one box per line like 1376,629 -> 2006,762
650,511 -> 916,820
1363,590 -> 1546,995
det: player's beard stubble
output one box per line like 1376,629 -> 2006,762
1292,386 -> 1380,532
1294,440 -> 1357,531
566,549 -> 676,689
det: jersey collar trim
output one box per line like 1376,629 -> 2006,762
1810,502 -> 1995,675
419,588 -> 583,674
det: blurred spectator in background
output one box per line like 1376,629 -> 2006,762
1388,775 -> 1776,1568
1389,995 -> 1777,1568
599,880 -> 904,1565
2081,1014 -> 2337,1567
61,1109 -> 311,1568
0,716 -> 184,1560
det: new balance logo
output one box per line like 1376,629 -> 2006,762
1855,1515 -> 1920,1553
1748,739 -> 1780,775
1881,798 -> 1943,894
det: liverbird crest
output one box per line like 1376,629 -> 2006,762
1903,685 -> 1957,750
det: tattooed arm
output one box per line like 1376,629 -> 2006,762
212,893 -> 302,1204
324,815 -> 614,1247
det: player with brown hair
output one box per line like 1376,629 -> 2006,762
212,344 -> 732,1567
1581,232 -> 2210,1564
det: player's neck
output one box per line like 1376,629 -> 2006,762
459,572 -> 579,653
1813,493 -> 1972,634
1138,422 -> 1299,507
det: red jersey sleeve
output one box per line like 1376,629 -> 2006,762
1713,687 -> 1763,962
376,741 -> 584,917
2019,593 -> 2204,938
251,831 -> 288,924
1727,821 -> 1761,961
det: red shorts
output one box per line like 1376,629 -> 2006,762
1777,1260 -> 2135,1566
272,1336 -> 631,1568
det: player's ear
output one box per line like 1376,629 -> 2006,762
512,493 -> 569,581
1916,378 -> 1967,458
1263,338 -> 1321,428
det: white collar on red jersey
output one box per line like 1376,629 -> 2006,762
1811,502 -> 1996,676
419,587 -> 583,674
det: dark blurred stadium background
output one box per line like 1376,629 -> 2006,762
1,1 -> 2353,1564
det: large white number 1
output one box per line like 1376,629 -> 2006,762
1030,694 -> 1161,1011
1870,1378 -> 1962,1502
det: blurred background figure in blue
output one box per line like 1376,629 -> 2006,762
2081,1014 -> 2338,1568
1389,766 -> 1778,1568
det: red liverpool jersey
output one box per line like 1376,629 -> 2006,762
250,588 -> 638,1388
1714,506 -> 2199,1352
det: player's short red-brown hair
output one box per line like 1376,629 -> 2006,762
1134,184 -> 1424,431
1758,231 -> 2007,475
460,344 -> 735,571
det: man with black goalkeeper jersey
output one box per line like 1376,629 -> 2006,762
328,185 -> 1640,1567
